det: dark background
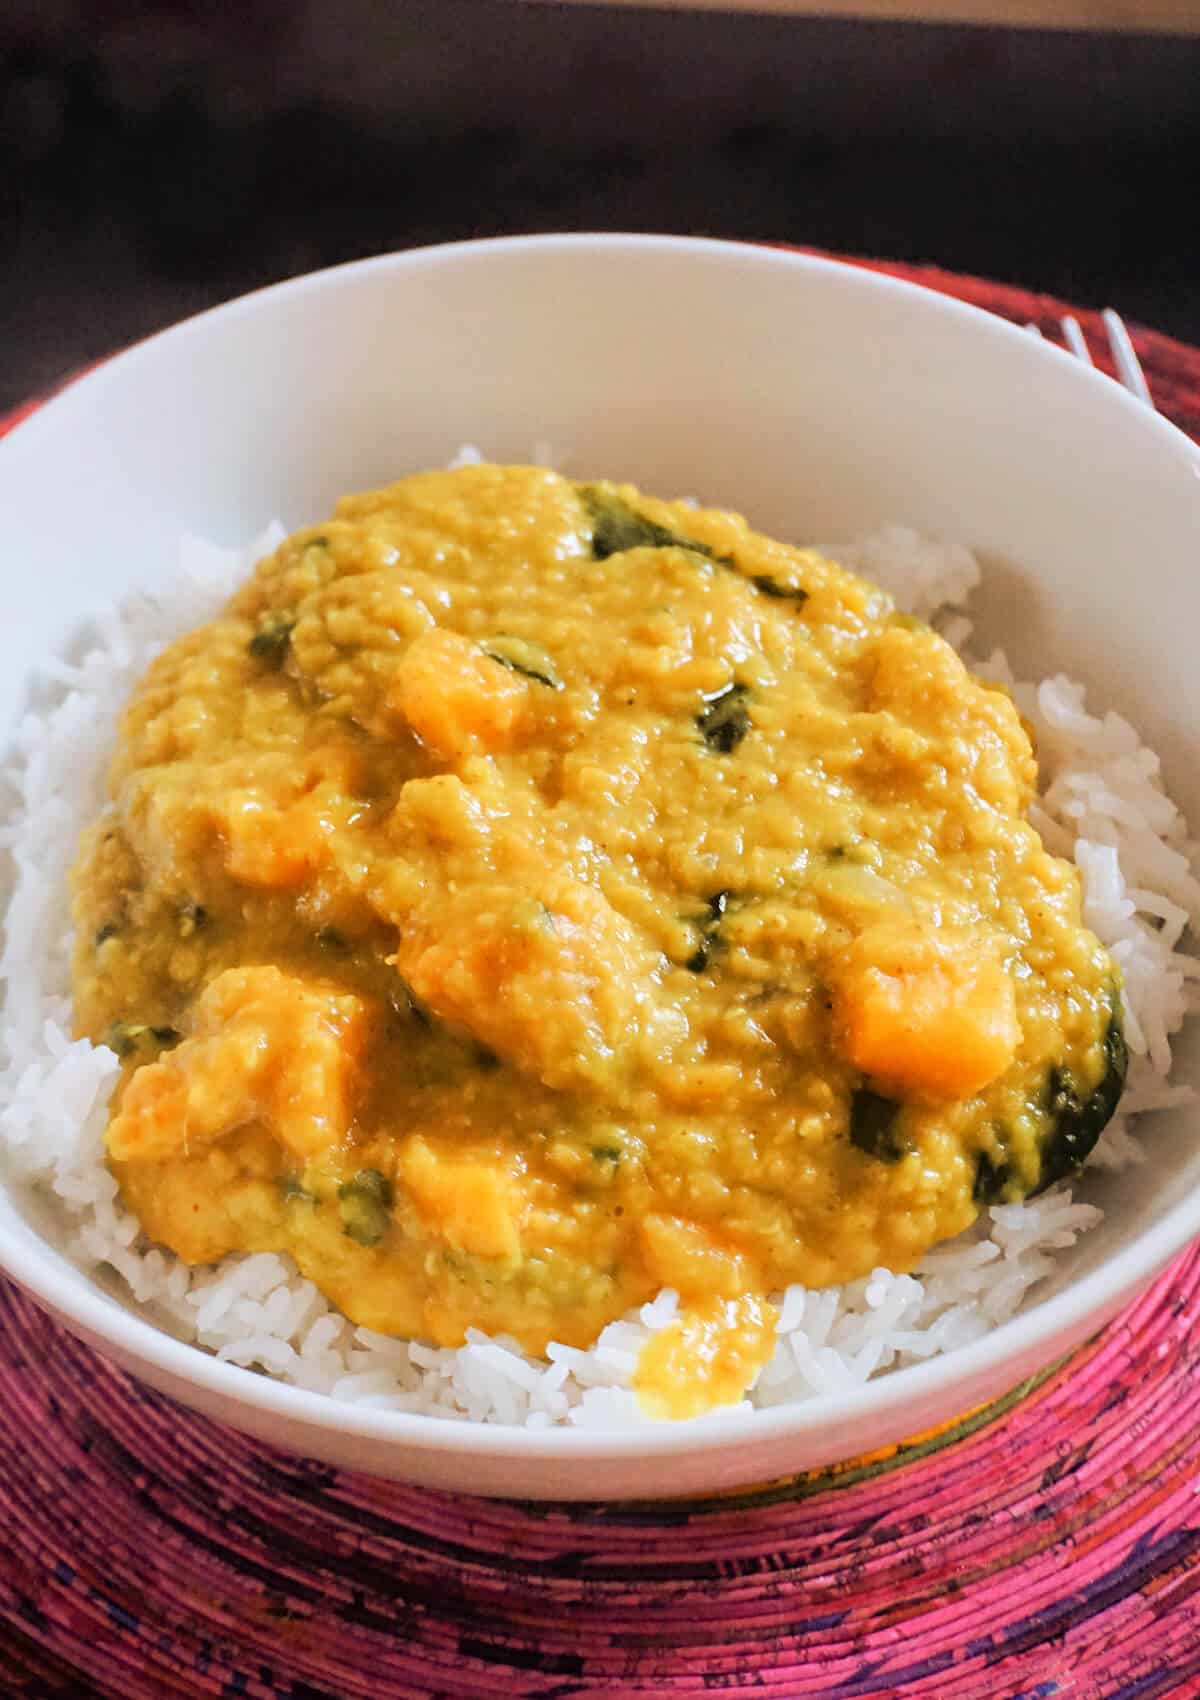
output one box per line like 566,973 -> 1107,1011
3,0 -> 1199,412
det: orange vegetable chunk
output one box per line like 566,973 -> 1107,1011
401,1136 -> 522,1263
836,918 -> 1020,1101
394,873 -> 648,1091
107,966 -> 370,1163
387,628 -> 527,758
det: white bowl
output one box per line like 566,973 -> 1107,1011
2,236 -> 1199,1501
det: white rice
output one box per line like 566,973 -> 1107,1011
2,511 -> 1197,1429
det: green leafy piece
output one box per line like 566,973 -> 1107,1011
248,614 -> 295,666
104,1022 -> 182,1060
686,890 -> 732,973
1037,1006 -> 1128,1192
750,574 -> 809,603
581,486 -> 727,563
338,1169 -> 394,1247
824,839 -> 874,868
849,1089 -> 909,1163
576,485 -> 816,604
696,684 -> 750,754
280,1174 -> 315,1205
482,635 -> 564,690
591,1144 -> 622,1165
973,1150 -> 1012,1204
479,639 -> 564,690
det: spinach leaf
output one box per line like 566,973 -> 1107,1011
686,890 -> 732,973
578,482 -> 819,612
338,1169 -> 394,1247
581,486 -> 726,563
104,1022 -> 182,1060
248,614 -> 295,666
483,636 -> 564,690
1037,1006 -> 1127,1192
849,1089 -> 909,1163
973,1150 -> 1011,1204
696,684 -> 750,754
750,574 -> 809,603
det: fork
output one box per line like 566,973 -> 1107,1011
1027,309 -> 1154,408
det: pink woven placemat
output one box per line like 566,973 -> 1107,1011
4,260 -> 1200,1699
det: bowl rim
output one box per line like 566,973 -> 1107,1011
3,229 -> 1199,1464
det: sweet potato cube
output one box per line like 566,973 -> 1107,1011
837,920 -> 1019,1101
387,628 -> 527,759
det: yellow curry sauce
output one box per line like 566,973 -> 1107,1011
70,466 -> 1125,1419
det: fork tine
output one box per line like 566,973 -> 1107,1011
1102,309 -> 1154,407
1061,315 -> 1093,366
1038,307 -> 1156,411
